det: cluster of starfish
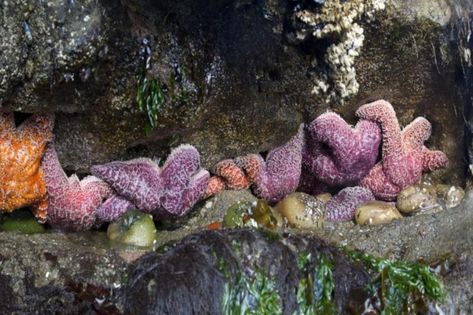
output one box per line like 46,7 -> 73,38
205,100 -> 448,221
0,99 -> 449,230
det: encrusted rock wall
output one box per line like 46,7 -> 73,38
0,0 -> 468,184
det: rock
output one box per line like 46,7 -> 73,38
436,184 -> 465,209
355,200 -> 402,225
124,229 -> 371,314
275,192 -> 325,229
306,190 -> 473,313
107,210 -> 157,248
396,184 -> 440,215
153,190 -> 258,246
0,0 -> 467,184
1,192 -> 473,312
0,231 -> 127,314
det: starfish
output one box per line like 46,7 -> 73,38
235,124 -> 305,204
42,145 -> 112,231
302,112 -> 381,191
0,113 -> 54,222
91,144 -> 210,221
325,186 -> 375,222
204,158 -> 258,198
356,100 -> 448,201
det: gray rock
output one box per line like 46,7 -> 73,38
124,229 -> 371,314
0,0 -> 467,184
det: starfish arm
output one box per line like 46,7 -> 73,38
422,147 -> 448,172
42,145 -> 70,195
356,120 -> 382,165
91,159 -> 162,212
325,186 -> 374,222
310,112 -> 359,169
32,197 -> 49,224
235,153 -> 263,183
401,117 -> 432,151
18,114 -> 55,145
81,175 -> 113,199
204,176 -> 226,198
355,100 -> 403,159
96,194 -> 135,222
211,159 -> 251,190
160,144 -> 200,190
360,164 -> 401,201
263,124 -> 304,203
310,153 -> 347,186
175,169 -> 210,217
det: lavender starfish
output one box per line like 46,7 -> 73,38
325,186 -> 374,222
301,112 -> 381,193
91,144 -> 210,221
42,145 -> 112,231
235,124 -> 304,204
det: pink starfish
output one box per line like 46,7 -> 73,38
42,145 -> 112,231
302,111 -> 381,190
356,100 -> 448,201
235,124 -> 304,204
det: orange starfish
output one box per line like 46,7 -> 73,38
0,113 -> 54,222
204,159 -> 257,198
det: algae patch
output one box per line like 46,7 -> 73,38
346,250 -> 446,313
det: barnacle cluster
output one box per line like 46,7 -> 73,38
294,0 -> 386,104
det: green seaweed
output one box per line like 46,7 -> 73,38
136,73 -> 165,134
345,250 -> 446,314
222,270 -> 282,315
0,209 -> 45,234
296,253 -> 337,315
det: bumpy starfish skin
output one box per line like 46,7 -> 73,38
42,145 -> 112,231
96,193 -> 134,222
356,100 -> 448,200
0,113 -> 54,222
204,159 -> 253,198
92,144 -> 210,219
325,186 -> 374,222
303,112 -> 381,187
236,124 -> 305,204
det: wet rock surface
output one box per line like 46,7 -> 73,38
124,229 -> 371,314
0,191 -> 472,313
0,231 -> 127,314
0,0 -> 468,182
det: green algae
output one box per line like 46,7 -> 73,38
223,202 -> 253,228
136,74 -> 165,134
346,250 -> 446,314
295,252 -> 337,315
222,269 -> 282,315
0,210 -> 45,234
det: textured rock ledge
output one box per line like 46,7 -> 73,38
0,189 -> 472,313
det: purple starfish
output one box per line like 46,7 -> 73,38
91,144 -> 210,221
325,186 -> 375,222
301,112 -> 381,193
356,100 -> 448,200
42,145 -> 112,231
235,124 -> 304,204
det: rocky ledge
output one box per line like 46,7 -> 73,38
0,190 -> 472,313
